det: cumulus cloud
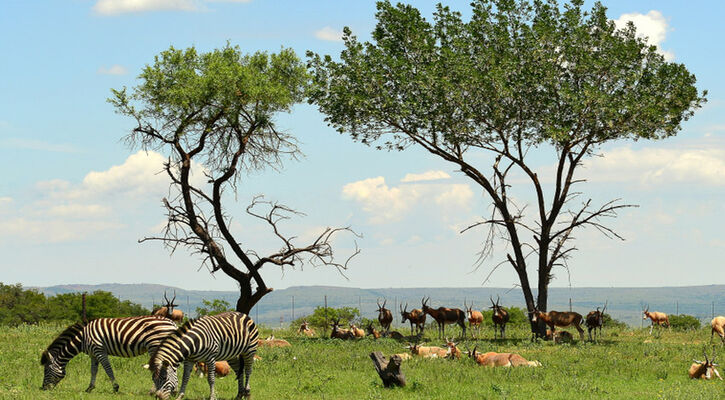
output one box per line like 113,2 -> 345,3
613,10 -> 674,61
97,65 -> 128,75
583,146 -> 725,187
315,26 -> 344,42
0,137 -> 77,153
401,170 -> 450,183
92,0 -> 249,15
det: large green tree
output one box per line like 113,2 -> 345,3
308,0 -> 705,335
111,45 -> 359,314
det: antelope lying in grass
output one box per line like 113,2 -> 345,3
466,346 -> 541,367
408,343 -> 448,358
546,329 -> 573,344
377,299 -> 393,333
689,348 -> 722,380
711,316 -> 725,344
298,321 -> 315,337
531,308 -> 584,341
400,303 -> 426,336
464,300 -> 483,339
490,296 -> 510,340
259,336 -> 291,348
350,323 -> 365,339
330,319 -> 355,340
444,338 -> 462,360
585,301 -> 607,341
422,297 -> 466,339
642,305 -> 669,335
366,323 -> 381,339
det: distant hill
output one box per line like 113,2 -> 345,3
37,283 -> 725,327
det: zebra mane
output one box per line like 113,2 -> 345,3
41,322 -> 85,365
149,317 -> 199,369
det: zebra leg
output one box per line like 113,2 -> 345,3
206,360 -> 217,400
96,352 -> 119,392
176,361 -> 193,400
86,357 -> 99,393
238,352 -> 255,398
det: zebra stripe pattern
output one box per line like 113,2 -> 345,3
150,311 -> 259,400
40,316 -> 178,393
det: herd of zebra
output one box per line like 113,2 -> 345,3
40,310 -> 259,400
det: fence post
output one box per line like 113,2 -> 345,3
676,301 -> 678,315
292,296 -> 295,321
324,295 -> 328,336
569,298 -> 572,312
713,302 -> 715,320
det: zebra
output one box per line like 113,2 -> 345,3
41,316 -> 178,394
149,311 -> 259,400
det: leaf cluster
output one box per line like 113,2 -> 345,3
291,306 -> 361,330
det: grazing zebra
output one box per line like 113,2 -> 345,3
150,311 -> 259,400
40,316 -> 178,393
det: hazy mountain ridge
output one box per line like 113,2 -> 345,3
36,283 -> 725,327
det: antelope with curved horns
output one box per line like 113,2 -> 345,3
689,347 -> 722,380
466,345 -> 541,367
530,307 -> 585,341
377,298 -> 393,333
153,290 -> 184,322
585,300 -> 607,342
464,300 -> 483,339
642,305 -> 669,335
711,316 -> 725,344
298,320 -> 315,337
330,318 -> 355,340
489,295 -> 510,340
422,297 -> 466,339
400,303 -> 426,337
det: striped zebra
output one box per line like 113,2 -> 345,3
150,311 -> 259,400
40,316 -> 178,393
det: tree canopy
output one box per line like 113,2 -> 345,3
308,0 -> 705,335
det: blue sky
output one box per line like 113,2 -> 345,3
1,0 -> 723,293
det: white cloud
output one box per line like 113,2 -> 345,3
0,138 -> 77,153
0,217 -> 124,243
401,170 -> 450,183
97,65 -> 128,75
583,147 -> 725,187
93,0 -> 197,15
45,204 -> 111,218
434,184 -> 473,208
315,26 -> 343,42
614,10 -> 674,61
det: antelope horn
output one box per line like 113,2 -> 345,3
496,295 -> 500,306
377,298 -> 381,308
602,300 -> 608,314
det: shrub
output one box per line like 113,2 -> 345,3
602,314 -> 628,330
195,298 -> 234,317
668,314 -> 700,331
291,306 -> 360,331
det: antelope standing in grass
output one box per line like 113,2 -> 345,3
464,300 -> 483,339
689,347 -> 722,380
466,346 -> 541,367
642,305 -> 669,335
585,301 -> 607,342
710,316 -> 725,344
422,297 -> 466,339
377,299 -> 393,333
531,308 -> 585,341
490,296 -> 510,340
400,303 -> 426,336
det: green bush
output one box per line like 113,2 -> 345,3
602,313 -> 628,330
668,314 -> 700,331
291,306 -> 360,331
195,298 -> 234,317
480,306 -> 529,326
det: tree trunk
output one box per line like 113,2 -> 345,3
369,351 -> 406,388
236,279 -> 254,315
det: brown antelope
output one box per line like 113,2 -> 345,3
152,290 -> 184,322
392,352 -> 412,361
195,360 -> 231,378
366,323 -> 381,339
377,299 -> 393,333
400,303 -> 426,336
258,335 -> 291,348
421,297 -> 466,339
642,305 -> 669,335
444,338 -> 462,360
489,296 -> 510,340
298,320 -> 316,337
386,330 -> 405,340
546,329 -> 573,344
330,319 -> 355,340
350,323 -> 365,339
408,343 -> 448,358
710,316 -> 725,344
467,346 -> 541,367
689,348 -> 722,380
531,308 -> 585,341
585,301 -> 607,342
464,300 -> 483,339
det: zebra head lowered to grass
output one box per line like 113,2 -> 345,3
40,316 -> 178,394
149,311 -> 259,400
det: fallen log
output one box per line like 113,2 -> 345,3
369,351 -> 406,388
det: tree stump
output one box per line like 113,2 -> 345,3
369,351 -> 406,388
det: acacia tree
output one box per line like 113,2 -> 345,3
111,45 -> 359,314
308,0 -> 705,335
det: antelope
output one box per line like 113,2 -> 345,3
546,329 -> 573,344
585,301 -> 607,342
392,353 -> 412,361
349,323 -> 365,339
467,346 -> 541,367
642,305 -> 669,335
464,300 -> 483,339
152,290 -> 184,322
710,316 -> 725,344
444,338 -> 462,360
531,308 -> 584,341
298,321 -> 315,337
421,297 -> 466,339
408,343 -> 447,358
195,360 -> 231,378
400,303 -> 426,336
489,295 -> 510,340
377,299 -> 393,333
366,323 -> 381,339
689,348 -> 722,380
385,330 -> 405,340
258,335 -> 291,348
330,319 -> 355,340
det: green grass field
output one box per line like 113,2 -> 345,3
2,323 -> 724,399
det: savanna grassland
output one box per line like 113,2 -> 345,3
2,323 -> 724,400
